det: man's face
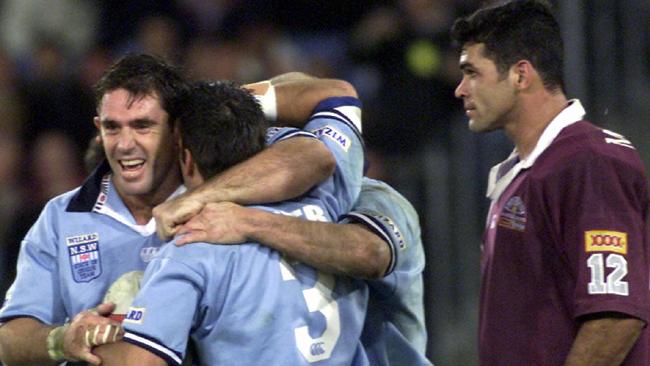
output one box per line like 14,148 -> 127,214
95,88 -> 180,201
454,43 -> 517,133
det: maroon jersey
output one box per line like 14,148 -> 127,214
480,117 -> 650,365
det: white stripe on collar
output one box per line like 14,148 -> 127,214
93,176 -> 187,236
486,99 -> 586,201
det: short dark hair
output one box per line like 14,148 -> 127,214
94,54 -> 189,123
179,81 -> 268,179
451,0 -> 564,92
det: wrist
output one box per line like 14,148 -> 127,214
253,81 -> 277,121
46,323 -> 69,362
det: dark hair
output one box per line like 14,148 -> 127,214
179,81 -> 268,179
94,54 -> 189,123
451,0 -> 564,92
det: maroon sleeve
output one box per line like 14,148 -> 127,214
550,149 -> 650,322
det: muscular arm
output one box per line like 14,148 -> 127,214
564,316 -> 644,366
95,341 -> 165,366
176,202 -> 391,279
154,136 -> 335,239
155,73 -> 357,240
0,318 -> 57,366
0,303 -> 120,366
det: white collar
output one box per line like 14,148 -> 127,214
486,99 -> 585,201
94,178 -> 187,236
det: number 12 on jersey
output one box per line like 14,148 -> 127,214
587,253 -> 629,296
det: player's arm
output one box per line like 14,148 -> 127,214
564,315 -> 644,365
154,74 -> 357,240
95,342 -> 166,366
176,202 -> 390,279
0,304 -> 121,366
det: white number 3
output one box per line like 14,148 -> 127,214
280,258 -> 341,362
587,253 -> 629,295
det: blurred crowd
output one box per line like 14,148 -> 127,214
0,0 -> 481,295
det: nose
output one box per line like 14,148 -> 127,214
116,128 -> 136,151
455,77 -> 467,99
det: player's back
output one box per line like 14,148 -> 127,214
122,199 -> 369,366
346,178 -> 430,365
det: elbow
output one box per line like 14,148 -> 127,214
353,236 -> 391,280
329,79 -> 358,98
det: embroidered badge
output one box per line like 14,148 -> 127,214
140,247 -> 159,263
67,233 -> 102,283
498,196 -> 527,232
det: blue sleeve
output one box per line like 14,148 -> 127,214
341,180 -> 422,278
122,243 -> 229,366
305,97 -> 365,215
0,204 -> 65,325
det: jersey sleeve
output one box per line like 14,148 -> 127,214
304,97 -> 365,215
551,150 -> 650,322
121,243 -> 231,366
121,246 -> 205,366
0,203 -> 65,325
341,180 -> 422,278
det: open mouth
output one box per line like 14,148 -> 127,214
120,159 -> 145,171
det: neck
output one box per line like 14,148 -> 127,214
115,176 -> 182,225
504,90 -> 568,159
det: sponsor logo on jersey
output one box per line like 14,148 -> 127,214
140,247 -> 159,263
311,125 -> 351,152
123,307 -> 146,324
377,214 -> 406,250
585,230 -> 627,254
310,342 -> 326,356
498,196 -> 526,232
67,233 -> 102,283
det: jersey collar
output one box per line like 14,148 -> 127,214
486,99 -> 586,201
66,159 -> 186,236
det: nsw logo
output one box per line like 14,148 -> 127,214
67,233 -> 102,283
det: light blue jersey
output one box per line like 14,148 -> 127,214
122,97 -> 369,365
0,122 -> 343,327
0,162 -> 177,326
343,178 -> 431,366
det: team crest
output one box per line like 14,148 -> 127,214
67,233 -> 102,283
498,196 -> 527,232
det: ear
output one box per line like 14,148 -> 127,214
180,147 -> 195,179
510,60 -> 535,90
94,116 -> 101,131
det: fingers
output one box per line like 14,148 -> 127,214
95,302 -> 116,316
175,231 -> 205,246
84,324 -> 124,347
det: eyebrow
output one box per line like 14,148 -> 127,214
99,118 -> 157,126
459,62 -> 474,72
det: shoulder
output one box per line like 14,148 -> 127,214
535,121 -> 647,180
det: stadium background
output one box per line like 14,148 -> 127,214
0,1 -> 648,364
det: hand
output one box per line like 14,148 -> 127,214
62,302 -> 124,365
153,193 -> 205,241
176,202 -> 249,246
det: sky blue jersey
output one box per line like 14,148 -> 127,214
0,163 -> 177,326
343,178 -> 431,366
0,117 -> 355,327
122,97 -> 369,365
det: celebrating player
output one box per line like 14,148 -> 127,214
95,78 -> 368,365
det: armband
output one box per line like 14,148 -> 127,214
46,323 -> 69,361
254,81 -> 277,121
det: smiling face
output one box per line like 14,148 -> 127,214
455,43 -> 517,133
95,88 -> 180,205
